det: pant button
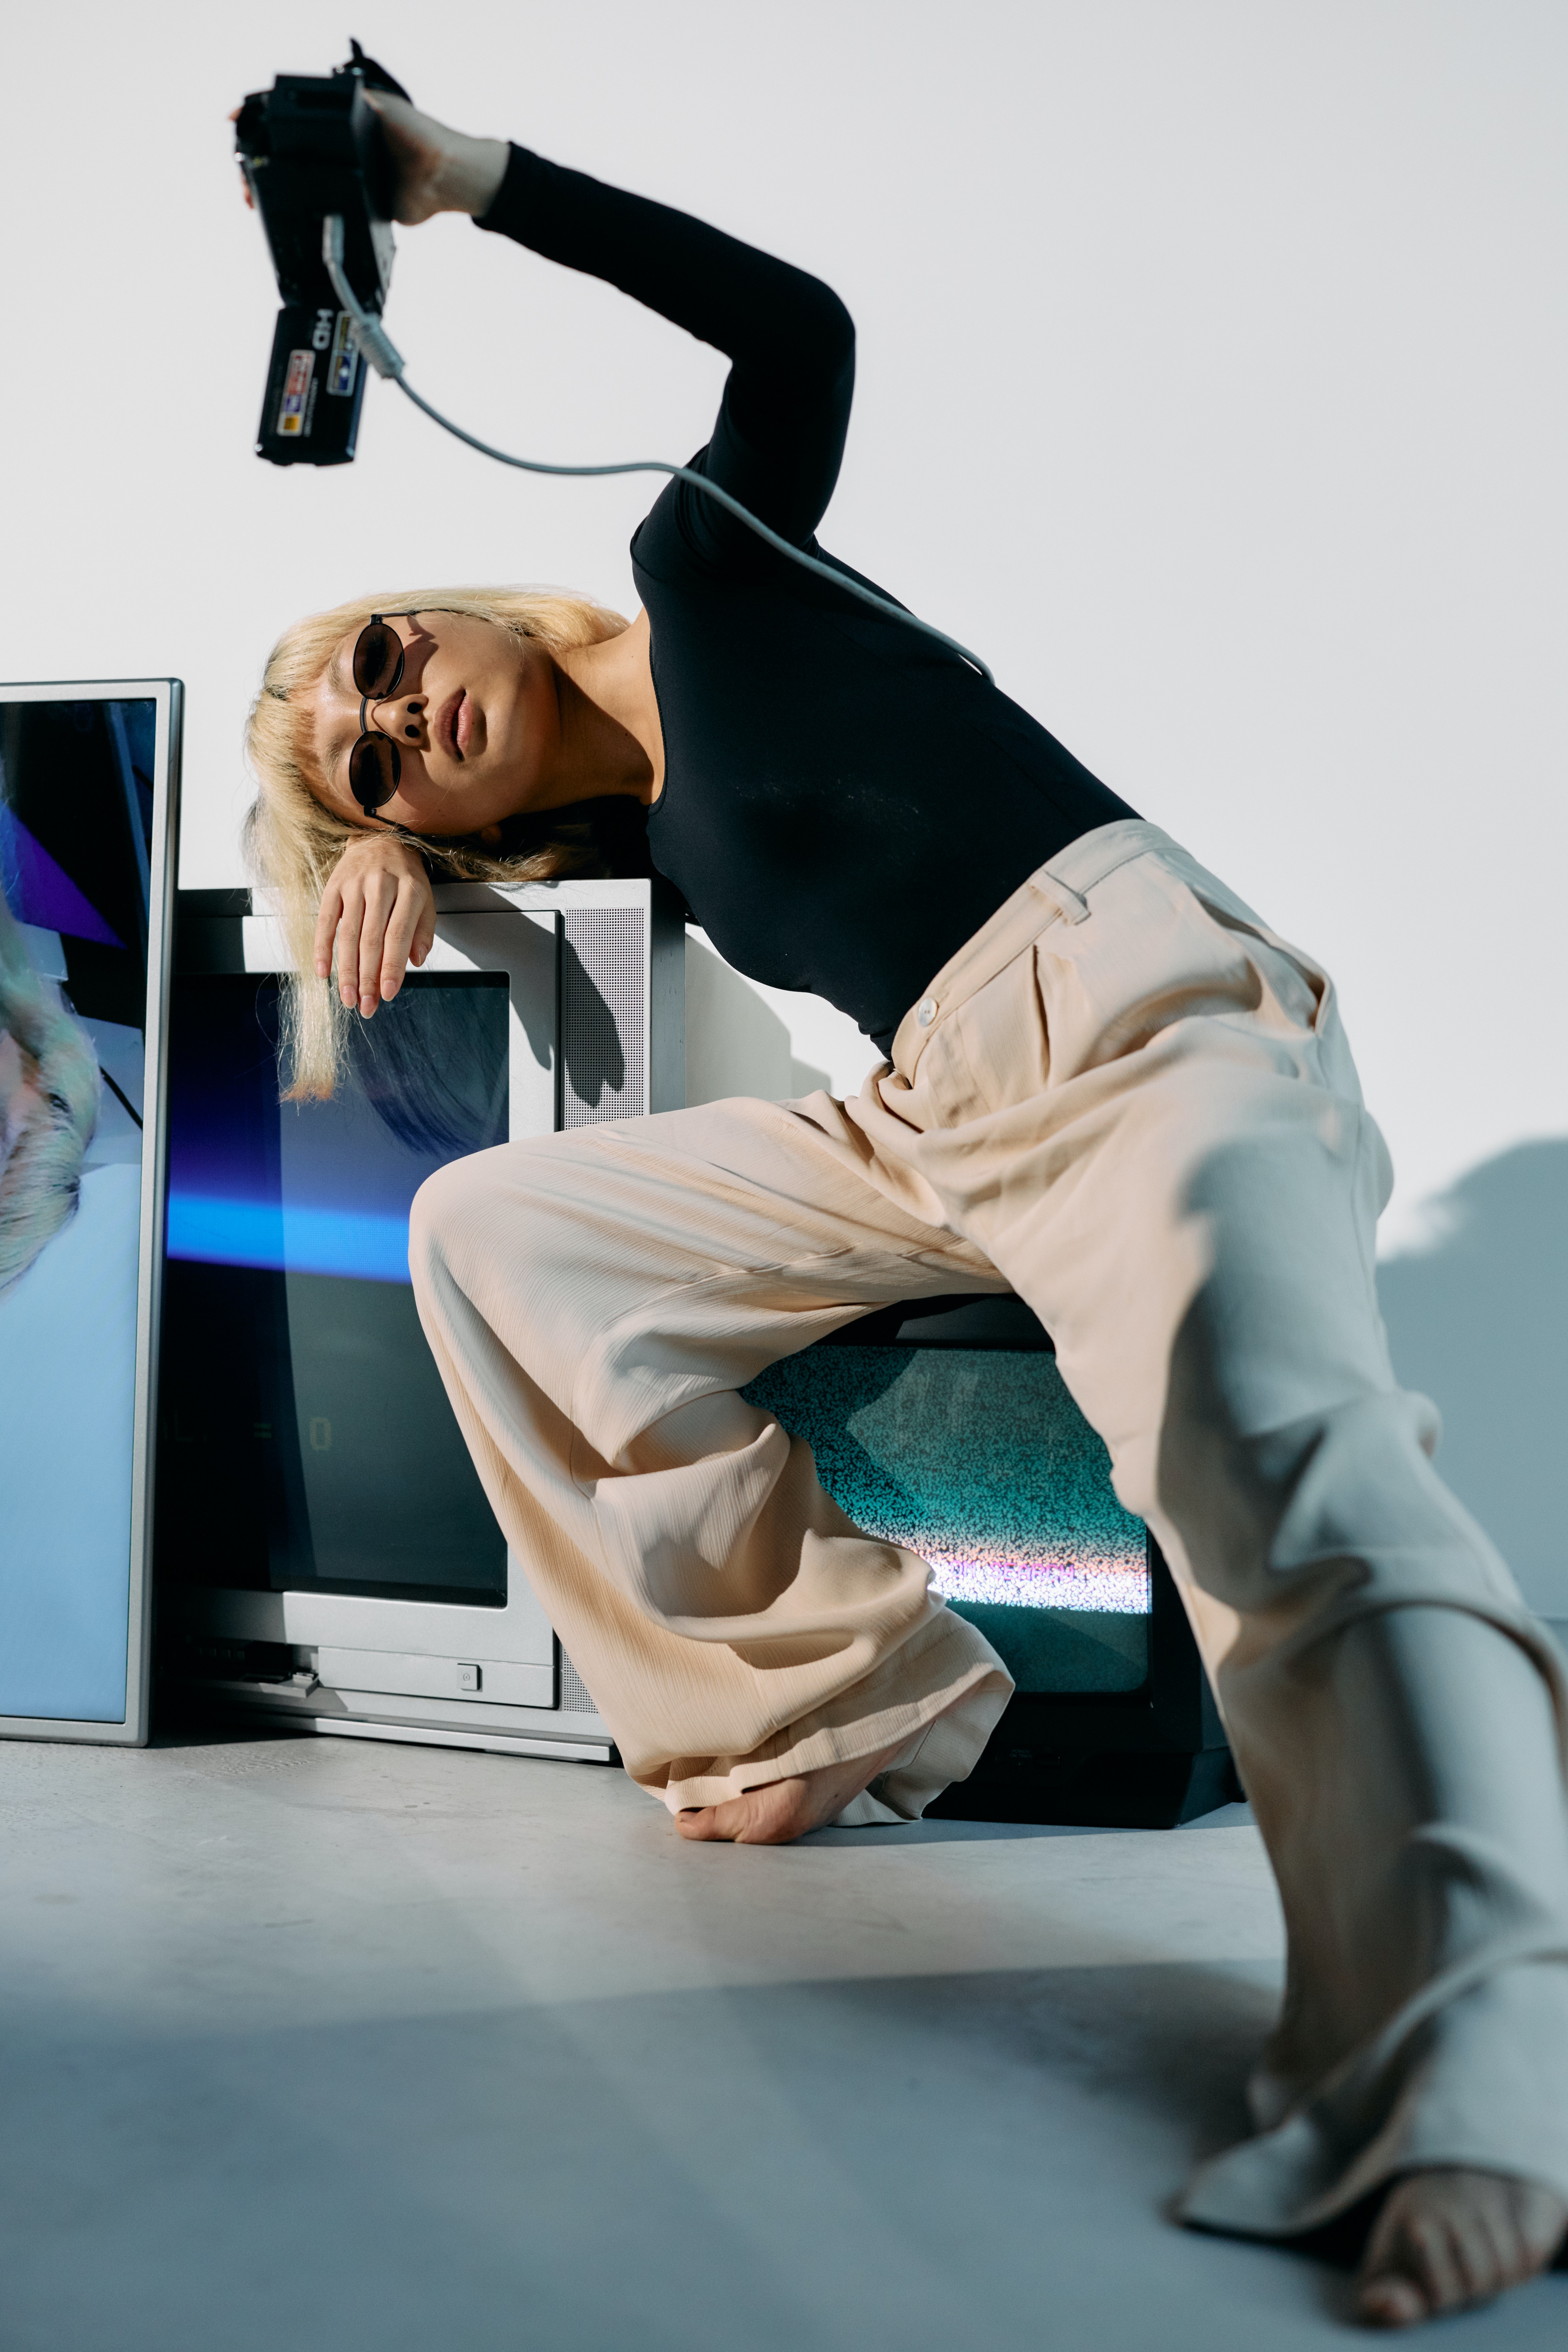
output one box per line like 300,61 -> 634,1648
916,996 -> 938,1027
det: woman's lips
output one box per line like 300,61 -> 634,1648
436,688 -> 469,761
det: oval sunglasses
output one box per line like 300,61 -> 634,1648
347,611 -> 422,818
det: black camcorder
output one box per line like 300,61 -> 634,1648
235,42 -> 408,466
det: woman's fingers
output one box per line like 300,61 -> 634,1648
350,869 -> 400,1015
329,874 -> 367,1010
313,877 -> 346,980
231,90 -> 504,226
379,876 -> 435,1002
320,837 -> 433,1014
228,108 -> 256,209
322,867 -> 387,1015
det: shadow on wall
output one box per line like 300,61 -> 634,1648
684,936 -> 829,1105
1377,1138 -> 1568,1619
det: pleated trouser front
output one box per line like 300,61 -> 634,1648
409,817 -> 1568,2237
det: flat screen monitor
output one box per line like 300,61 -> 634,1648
0,681 -> 181,1742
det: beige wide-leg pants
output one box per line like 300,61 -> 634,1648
410,819 -> 1568,2236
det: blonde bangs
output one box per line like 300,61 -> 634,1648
242,584 -> 630,1101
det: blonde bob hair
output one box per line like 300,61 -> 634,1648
244,584 -> 634,1102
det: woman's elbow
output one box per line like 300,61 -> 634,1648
807,283 -> 856,373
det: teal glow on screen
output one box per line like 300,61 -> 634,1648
742,1345 -> 1150,1694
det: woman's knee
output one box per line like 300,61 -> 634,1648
408,1143 -> 547,1282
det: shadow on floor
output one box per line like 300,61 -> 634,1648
0,1961 -> 1284,2352
147,1721 -> 316,1752
1377,1137 -> 1568,1619
820,1801 -> 1255,1847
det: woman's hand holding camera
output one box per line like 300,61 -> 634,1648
315,833 -> 437,1018
362,92 -> 508,225
230,88 -> 504,224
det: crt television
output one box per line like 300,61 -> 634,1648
158,880 -> 683,1762
747,1296 -> 1235,1827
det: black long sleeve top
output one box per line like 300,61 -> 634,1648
477,146 -> 1137,1051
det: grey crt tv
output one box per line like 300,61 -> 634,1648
0,679 -> 182,1746
158,878 -> 684,1763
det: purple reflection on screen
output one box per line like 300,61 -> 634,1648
0,803 -> 124,947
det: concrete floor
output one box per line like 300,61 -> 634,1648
1,1731 -> 1563,2352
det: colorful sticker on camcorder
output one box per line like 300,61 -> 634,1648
277,350 -> 314,437
327,312 -> 359,399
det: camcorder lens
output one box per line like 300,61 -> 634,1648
352,621 -> 405,698
349,733 -> 401,811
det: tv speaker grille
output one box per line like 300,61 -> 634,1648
558,1648 -> 596,1716
561,906 -> 646,1127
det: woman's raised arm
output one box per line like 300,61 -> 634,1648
368,94 -> 855,562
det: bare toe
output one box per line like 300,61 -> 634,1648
1357,2171 -> 1568,2327
1357,2273 -> 1428,2329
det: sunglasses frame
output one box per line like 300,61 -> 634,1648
347,610 -> 421,819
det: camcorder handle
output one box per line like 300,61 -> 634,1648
236,42 -> 409,466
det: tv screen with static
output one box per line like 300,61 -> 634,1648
159,970 -> 510,1607
742,1339 -> 1152,1695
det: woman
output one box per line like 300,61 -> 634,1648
244,93 -> 1568,2326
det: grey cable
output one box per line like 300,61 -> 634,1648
323,215 -> 994,686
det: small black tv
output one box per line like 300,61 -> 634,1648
744,1296 -> 1238,1828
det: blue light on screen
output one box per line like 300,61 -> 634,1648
165,975 -> 509,1290
166,1192 -> 413,1284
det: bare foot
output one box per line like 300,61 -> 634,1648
1357,2168 -> 1567,2326
676,1739 -> 909,1846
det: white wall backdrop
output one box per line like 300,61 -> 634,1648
3,0 -> 1565,1260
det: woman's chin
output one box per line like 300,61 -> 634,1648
389,806 -> 506,848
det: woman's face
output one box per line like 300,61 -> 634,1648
304,611 -> 563,838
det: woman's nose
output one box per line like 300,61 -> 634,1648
372,693 -> 426,744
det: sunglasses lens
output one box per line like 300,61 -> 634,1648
352,621 -> 402,698
349,734 -> 400,811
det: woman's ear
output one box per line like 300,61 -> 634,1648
476,823 -> 504,846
